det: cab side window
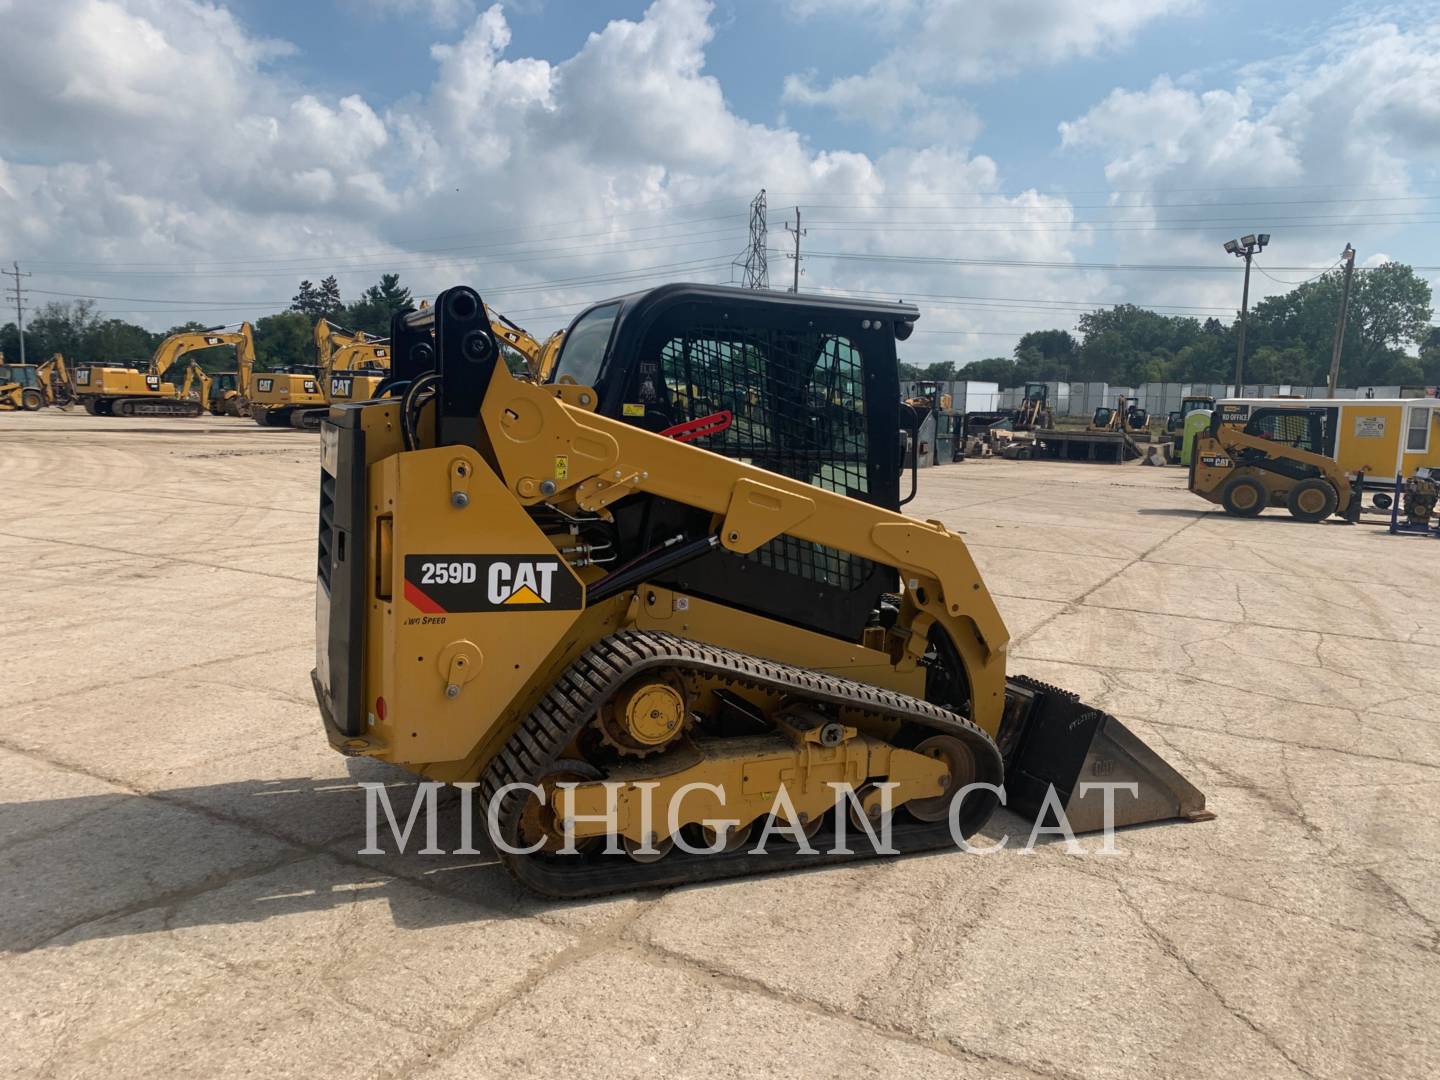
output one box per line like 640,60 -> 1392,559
1247,409 -> 1321,453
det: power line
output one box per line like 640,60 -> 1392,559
803,250 -> 1440,272
1251,255 -> 1346,286
63,259 -> 737,318
27,231 -> 750,281
19,199 -> 750,269
765,183 -> 1440,200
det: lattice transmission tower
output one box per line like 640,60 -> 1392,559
736,189 -> 769,289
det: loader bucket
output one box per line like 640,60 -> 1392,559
1000,676 -> 1213,833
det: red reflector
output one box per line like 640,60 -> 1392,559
376,697 -> 387,722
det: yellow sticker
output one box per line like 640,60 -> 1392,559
622,403 -> 646,417
554,455 -> 569,480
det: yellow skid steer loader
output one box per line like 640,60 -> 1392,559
312,284 -> 1210,896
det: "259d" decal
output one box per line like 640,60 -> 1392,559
403,555 -> 582,614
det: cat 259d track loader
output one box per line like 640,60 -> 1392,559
313,284 -> 1210,897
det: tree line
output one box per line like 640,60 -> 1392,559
4,262 -> 1437,388
899,261 -> 1440,389
0,273 -> 414,373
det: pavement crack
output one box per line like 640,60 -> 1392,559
1012,510 -> 1210,647
1114,884 -> 1316,1080
628,934 -> 1078,1080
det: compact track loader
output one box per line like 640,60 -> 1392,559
313,284 -> 1209,897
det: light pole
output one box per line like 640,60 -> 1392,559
1223,233 -> 1269,393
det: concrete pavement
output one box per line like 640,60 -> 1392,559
2,409 -> 1437,1079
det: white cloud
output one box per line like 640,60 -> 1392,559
1059,20 -> 1440,191
0,0 -> 1101,366
782,0 -> 1190,132
1056,16 -> 1440,317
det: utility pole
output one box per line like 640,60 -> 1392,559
736,189 -> 769,289
1327,243 -> 1357,395
2,261 -> 31,365
784,206 -> 805,292
1223,234 -> 1269,393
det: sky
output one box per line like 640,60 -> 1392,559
2,0 -> 1439,365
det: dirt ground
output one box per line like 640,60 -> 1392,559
3,409 -> 1438,1079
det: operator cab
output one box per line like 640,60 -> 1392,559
550,284 -> 917,512
547,283 -> 920,640
0,364 -> 41,388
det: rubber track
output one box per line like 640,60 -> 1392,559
479,629 -> 1004,898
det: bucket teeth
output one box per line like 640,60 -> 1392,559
1002,676 -> 1213,833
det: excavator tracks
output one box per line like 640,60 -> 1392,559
479,629 -> 1004,898
110,398 -> 203,418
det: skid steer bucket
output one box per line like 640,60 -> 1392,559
1000,676 -> 1213,833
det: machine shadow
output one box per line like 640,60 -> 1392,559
0,763 -> 625,953
6,760 -> 1059,952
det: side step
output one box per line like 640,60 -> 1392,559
1001,675 -> 1213,832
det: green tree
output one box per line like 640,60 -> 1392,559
956,356 -> 1020,385
318,276 -> 343,319
22,300 -> 100,360
344,273 -> 414,336
1013,329 -> 1078,380
254,311 -> 314,370
1076,305 -> 1204,385
82,319 -> 160,365
290,280 -> 324,318
1246,261 -> 1431,384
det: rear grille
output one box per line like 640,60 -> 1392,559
317,471 -> 336,590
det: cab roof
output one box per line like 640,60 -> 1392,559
576,281 -> 920,332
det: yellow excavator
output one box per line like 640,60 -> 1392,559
259,309 -> 564,431
75,324 -> 255,417
319,339 -> 392,412
312,284 -> 1210,897
180,359 -> 251,417
488,305 -> 565,380
252,320 -> 386,429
